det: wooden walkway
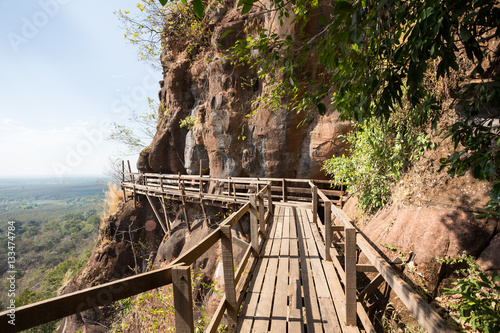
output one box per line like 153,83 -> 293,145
237,204 -> 358,333
0,171 -> 455,333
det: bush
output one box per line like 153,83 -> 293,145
441,254 -> 500,333
323,114 -> 432,213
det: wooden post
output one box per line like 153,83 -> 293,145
160,177 -> 164,192
345,227 -> 357,326
249,195 -> 259,255
160,196 -> 172,234
282,178 -> 286,202
312,184 -> 318,225
325,201 -> 332,262
267,185 -> 273,216
199,160 -> 203,193
220,225 -> 237,332
258,194 -> 265,237
133,185 -> 136,208
172,266 -> 194,333
227,177 -> 232,197
121,160 -> 126,201
127,160 -> 134,181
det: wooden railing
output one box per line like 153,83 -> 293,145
309,181 -> 454,333
0,171 -> 454,333
0,184 -> 273,333
121,171 -> 344,207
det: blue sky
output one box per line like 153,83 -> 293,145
0,0 -> 162,177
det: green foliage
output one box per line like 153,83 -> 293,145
116,0 -> 167,65
223,0 -> 499,213
439,254 -> 500,333
323,113 -> 432,212
439,81 -> 500,218
179,115 -> 198,130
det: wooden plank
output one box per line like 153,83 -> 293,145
251,204 -> 284,332
299,208 -> 342,333
356,233 -> 455,333
271,185 -> 344,197
270,206 -> 290,332
237,206 -> 281,333
294,207 -> 323,333
221,226 -> 237,332
287,205 -> 303,333
173,266 -> 194,333
304,209 -> 359,333
356,264 -> 378,272
345,227 -> 357,326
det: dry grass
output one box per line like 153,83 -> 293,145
103,182 -> 124,217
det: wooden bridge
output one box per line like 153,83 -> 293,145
0,170 -> 454,333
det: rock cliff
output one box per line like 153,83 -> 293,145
137,1 -> 350,179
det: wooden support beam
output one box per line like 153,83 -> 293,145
324,201 -> 332,261
199,194 -> 209,228
179,179 -> 191,233
249,195 -> 259,256
356,264 -> 378,272
344,227 -> 357,326
145,194 -> 168,235
220,225 -> 237,332
172,266 -> 194,333
160,196 -> 172,234
357,235 -> 454,333
332,225 -> 345,232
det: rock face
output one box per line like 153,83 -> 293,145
137,1 -> 350,180
360,204 -> 498,292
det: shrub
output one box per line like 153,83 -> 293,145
440,254 -> 500,333
322,114 -> 432,213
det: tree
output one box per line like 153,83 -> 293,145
159,0 -> 500,214
108,97 -> 159,155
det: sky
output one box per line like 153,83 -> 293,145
0,0 -> 162,177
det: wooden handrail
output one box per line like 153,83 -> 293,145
308,181 -> 453,332
0,185 -> 274,333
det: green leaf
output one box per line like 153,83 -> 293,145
220,29 -> 234,40
318,15 -> 328,26
317,103 -> 327,115
159,0 -> 168,5
491,183 -> 500,202
193,0 -> 204,19
241,1 -> 254,15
